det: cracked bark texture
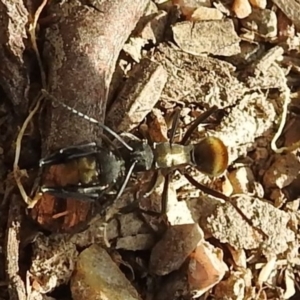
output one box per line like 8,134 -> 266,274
43,0 -> 149,153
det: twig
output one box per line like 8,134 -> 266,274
13,94 -> 42,208
14,0 -> 48,207
28,0 -> 48,89
270,63 -> 294,153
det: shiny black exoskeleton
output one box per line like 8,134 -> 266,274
39,140 -> 154,201
39,90 -> 228,212
40,134 -> 228,205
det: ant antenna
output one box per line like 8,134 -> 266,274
114,160 -> 137,201
41,89 -> 133,151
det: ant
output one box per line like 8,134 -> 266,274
38,89 -> 267,238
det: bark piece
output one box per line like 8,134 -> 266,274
205,195 -> 295,256
70,245 -> 141,300
172,19 -> 240,56
30,234 -> 78,294
149,223 -> 204,275
30,0 -> 149,233
0,0 -> 29,110
272,0 -> 300,32
106,58 -> 167,133
43,0 -> 149,151
151,43 -> 242,107
5,196 -> 26,300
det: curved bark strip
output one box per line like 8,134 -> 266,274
0,0 -> 29,111
31,0 -> 149,232
43,0 -> 149,152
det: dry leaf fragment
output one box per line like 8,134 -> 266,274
188,241 -> 228,297
257,256 -> 277,288
227,244 -> 247,268
283,267 -> 296,299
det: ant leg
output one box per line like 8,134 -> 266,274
181,106 -> 218,145
59,142 -> 97,151
97,161 -> 138,219
40,184 -> 106,201
168,107 -> 181,145
114,161 -> 137,201
141,170 -> 170,214
143,170 -> 160,198
108,171 -> 163,217
42,89 -> 133,151
39,142 -> 97,166
183,172 -> 268,238
161,172 -> 170,214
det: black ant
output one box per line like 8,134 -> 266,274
38,89 -> 267,238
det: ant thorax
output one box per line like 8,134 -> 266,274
152,142 -> 194,169
119,140 -> 154,172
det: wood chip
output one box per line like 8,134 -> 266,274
106,59 -> 167,133
71,245 -> 141,300
149,223 -> 204,275
272,0 -> 300,32
172,19 -> 240,56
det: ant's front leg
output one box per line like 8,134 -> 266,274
39,142 -> 98,167
40,184 -> 107,202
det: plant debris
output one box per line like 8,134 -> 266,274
1,0 -> 300,300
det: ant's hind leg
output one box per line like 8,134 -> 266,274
39,142 -> 97,166
142,170 -> 160,198
181,106 -> 218,145
168,107 -> 181,145
160,172 -> 170,214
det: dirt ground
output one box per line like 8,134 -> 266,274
1,0 -> 300,299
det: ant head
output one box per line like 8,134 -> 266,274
192,137 -> 228,177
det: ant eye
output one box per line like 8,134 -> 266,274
192,137 -> 228,177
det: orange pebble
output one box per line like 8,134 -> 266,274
232,0 -> 252,19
